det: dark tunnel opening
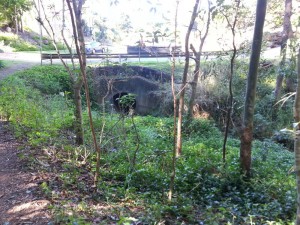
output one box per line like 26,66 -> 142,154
113,92 -> 136,113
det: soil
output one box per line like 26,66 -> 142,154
0,58 -> 52,224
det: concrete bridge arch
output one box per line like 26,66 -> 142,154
92,66 -> 170,115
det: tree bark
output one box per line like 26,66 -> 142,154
187,0 -> 211,120
65,0 -> 85,146
34,0 -> 85,145
240,0 -> 267,177
222,0 -> 240,163
14,5 -> 18,34
176,0 -> 199,157
73,82 -> 83,145
66,0 -> 101,184
294,48 -> 300,225
274,0 -> 293,101
169,0 -> 179,202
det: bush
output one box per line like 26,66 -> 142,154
0,33 -> 37,51
0,68 -> 73,146
14,65 -> 71,94
0,32 -> 66,51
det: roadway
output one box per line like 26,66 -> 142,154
0,47 -> 281,65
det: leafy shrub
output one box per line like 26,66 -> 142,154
194,58 -> 295,141
0,33 -> 37,51
14,65 -> 71,94
183,117 -> 221,138
0,69 -> 73,146
11,39 -> 37,51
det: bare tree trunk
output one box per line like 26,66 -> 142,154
20,14 -> 23,33
14,5 -> 18,35
294,48 -> 300,225
240,0 -> 267,177
66,0 -> 102,184
168,0 -> 179,202
176,0 -> 199,157
274,0 -> 293,101
73,82 -> 84,145
34,0 -> 84,145
66,0 -> 86,147
222,0 -> 240,163
188,0 -> 211,120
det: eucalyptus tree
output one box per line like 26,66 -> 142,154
0,0 -> 32,32
176,0 -> 200,157
240,0 -> 267,177
274,0 -> 293,102
168,0 -> 179,202
34,0 -> 101,183
187,0 -> 212,121
34,0 -> 85,145
65,0 -> 101,184
294,47 -> 300,225
207,0 -> 241,162
294,48 -> 300,225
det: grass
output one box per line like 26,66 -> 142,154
0,62 -> 297,224
0,32 -> 66,52
0,32 -> 37,51
0,60 -> 24,68
0,60 -> 4,69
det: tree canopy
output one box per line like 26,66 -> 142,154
0,0 -> 32,28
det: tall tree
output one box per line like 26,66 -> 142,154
240,0 -> 267,177
188,0 -> 211,120
34,0 -> 84,145
65,0 -> 101,184
294,47 -> 300,225
169,0 -> 179,202
274,0 -> 293,101
0,0 -> 31,31
176,0 -> 199,157
221,0 -> 240,163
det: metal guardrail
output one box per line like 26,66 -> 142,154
41,50 -> 234,64
41,53 -> 177,64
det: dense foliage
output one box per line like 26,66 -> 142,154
0,63 -> 296,224
0,0 -> 32,28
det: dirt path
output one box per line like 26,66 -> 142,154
0,62 -> 39,80
0,58 -> 52,224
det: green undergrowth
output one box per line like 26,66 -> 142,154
0,64 -> 296,224
0,33 -> 37,51
0,60 -> 16,68
0,32 -> 66,51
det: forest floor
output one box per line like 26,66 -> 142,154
0,56 -> 52,224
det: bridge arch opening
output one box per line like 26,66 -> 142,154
113,92 -> 136,113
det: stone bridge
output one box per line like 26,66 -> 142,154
92,65 -> 171,115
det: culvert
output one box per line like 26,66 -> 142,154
112,92 -> 137,113
93,66 -> 167,115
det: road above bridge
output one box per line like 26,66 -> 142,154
0,47 -> 280,65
